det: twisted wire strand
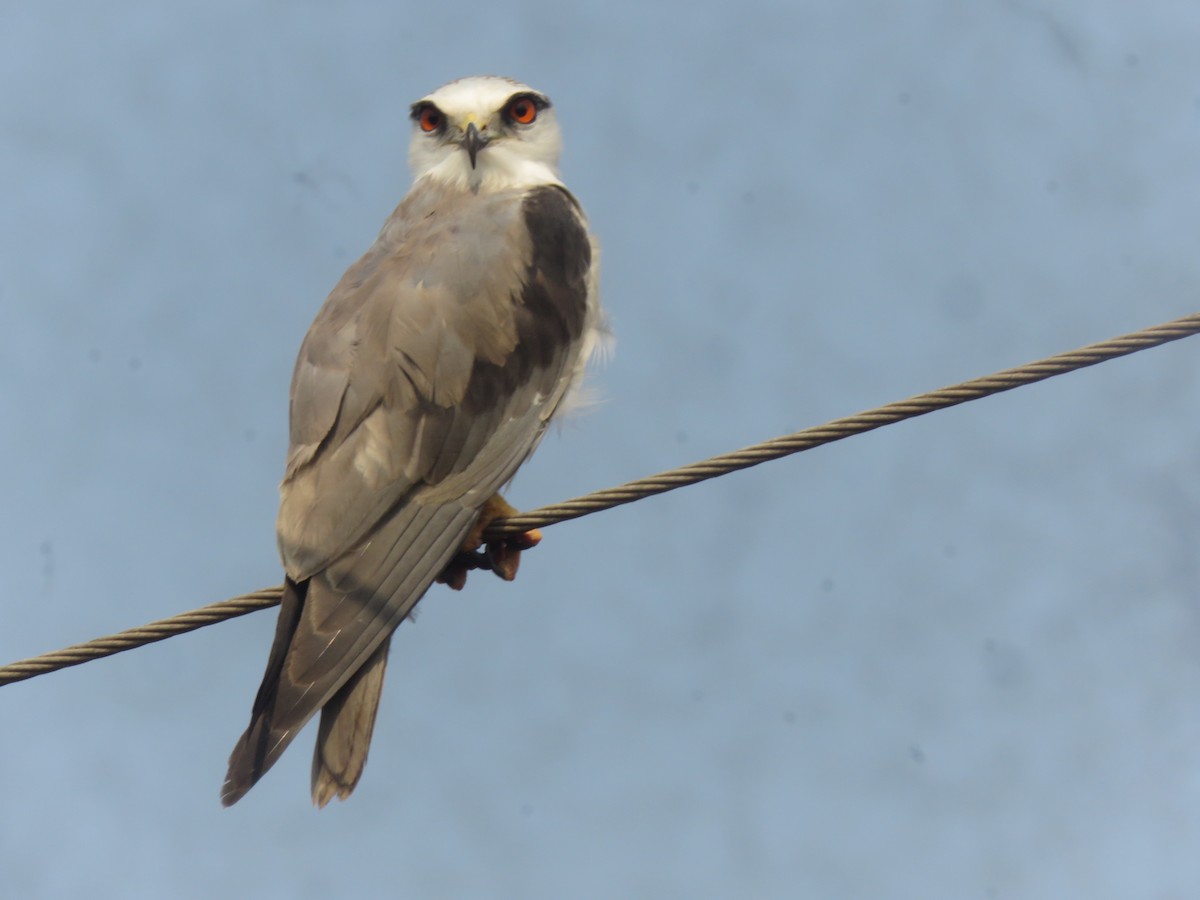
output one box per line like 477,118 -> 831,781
3,311 -> 1198,687
0,590 -> 283,685
483,314 -> 1200,535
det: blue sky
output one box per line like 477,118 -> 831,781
3,2 -> 1200,897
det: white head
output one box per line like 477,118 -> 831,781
408,76 -> 564,193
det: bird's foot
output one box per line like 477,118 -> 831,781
435,495 -> 542,591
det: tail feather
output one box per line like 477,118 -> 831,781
311,639 -> 391,807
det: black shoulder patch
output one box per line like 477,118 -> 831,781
522,183 -> 590,327
463,186 -> 591,413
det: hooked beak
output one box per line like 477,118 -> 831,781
463,121 -> 488,169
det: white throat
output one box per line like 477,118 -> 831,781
418,147 -> 563,194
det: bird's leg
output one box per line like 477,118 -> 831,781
435,494 -> 542,591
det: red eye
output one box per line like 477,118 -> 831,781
507,97 -> 538,125
419,107 -> 442,133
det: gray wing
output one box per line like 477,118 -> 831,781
222,184 -> 593,805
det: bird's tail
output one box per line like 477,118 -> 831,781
221,502 -> 479,807
311,639 -> 391,807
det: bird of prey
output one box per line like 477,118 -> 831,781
221,76 -> 608,807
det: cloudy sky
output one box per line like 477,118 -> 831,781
3,2 -> 1199,897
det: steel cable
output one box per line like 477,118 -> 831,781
3,311 -> 1198,687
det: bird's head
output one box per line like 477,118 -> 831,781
408,76 -> 564,193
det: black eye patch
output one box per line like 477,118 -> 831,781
410,101 -> 446,134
